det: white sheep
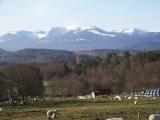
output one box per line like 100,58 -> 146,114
78,95 -> 92,99
149,114 -> 160,120
134,100 -> 138,105
114,96 -> 122,101
91,92 -> 96,99
0,108 -> 2,112
47,110 -> 57,120
78,92 -> 95,100
134,97 -> 138,100
127,96 -> 132,100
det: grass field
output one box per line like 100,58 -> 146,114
0,99 -> 160,120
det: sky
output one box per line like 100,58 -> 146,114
0,0 -> 160,35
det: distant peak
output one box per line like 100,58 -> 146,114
116,28 -> 147,34
65,25 -> 84,30
121,28 -> 135,34
53,25 -> 101,31
34,31 -> 48,39
8,31 -> 17,35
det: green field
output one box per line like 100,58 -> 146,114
0,99 -> 160,120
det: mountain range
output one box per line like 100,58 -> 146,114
0,25 -> 160,51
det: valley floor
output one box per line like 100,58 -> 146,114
0,99 -> 160,120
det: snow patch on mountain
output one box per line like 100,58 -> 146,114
57,25 -> 116,37
89,30 -> 115,37
34,31 -> 48,39
118,28 -> 146,35
121,28 -> 135,34
64,25 -> 98,31
9,31 -> 17,35
65,25 -> 86,31
57,25 -> 103,33
9,30 -> 48,39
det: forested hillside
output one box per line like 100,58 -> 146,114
1,51 -> 160,100
0,48 -> 96,67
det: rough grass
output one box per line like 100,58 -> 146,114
0,99 -> 160,120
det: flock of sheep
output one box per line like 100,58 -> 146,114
47,93 -> 159,120
78,92 -> 139,105
0,106 -> 159,120
44,93 -> 158,120
46,109 -> 160,120
0,92 -> 159,120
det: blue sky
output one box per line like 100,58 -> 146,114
0,0 -> 160,35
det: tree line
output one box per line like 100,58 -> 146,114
43,51 -> 160,96
0,64 -> 44,103
0,51 -> 160,101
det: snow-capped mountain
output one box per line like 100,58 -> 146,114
34,31 -> 48,39
119,28 -> 146,35
0,25 -> 160,51
46,25 -> 116,38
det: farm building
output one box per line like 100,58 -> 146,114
95,88 -> 112,96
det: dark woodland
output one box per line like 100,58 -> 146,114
0,51 -> 160,101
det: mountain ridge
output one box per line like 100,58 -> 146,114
0,47 -> 159,67
0,25 -> 160,51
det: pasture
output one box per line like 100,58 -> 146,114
0,98 -> 160,120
